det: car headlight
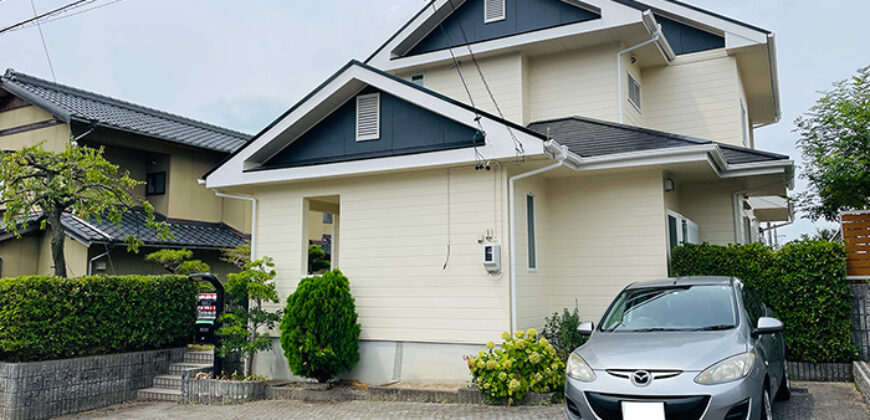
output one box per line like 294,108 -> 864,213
694,352 -> 756,385
566,352 -> 596,382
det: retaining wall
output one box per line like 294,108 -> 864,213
851,282 -> 870,361
0,348 -> 185,420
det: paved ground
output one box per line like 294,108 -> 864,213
58,381 -> 868,419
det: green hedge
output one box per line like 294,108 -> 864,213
671,240 -> 857,363
0,275 -> 197,362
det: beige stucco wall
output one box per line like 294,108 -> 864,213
0,234 -> 40,278
642,50 -> 745,146
396,52 -> 525,124
0,105 -> 69,152
33,232 -> 88,277
307,210 -> 334,242
251,165 -> 511,344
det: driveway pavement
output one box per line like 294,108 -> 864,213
58,381 -> 868,419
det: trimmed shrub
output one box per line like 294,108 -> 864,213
542,307 -> 588,362
671,240 -> 857,363
467,329 -> 565,405
280,269 -> 361,383
0,275 -> 196,362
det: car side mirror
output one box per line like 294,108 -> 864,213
577,322 -> 594,336
756,317 -> 783,334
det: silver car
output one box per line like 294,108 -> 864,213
564,276 -> 790,420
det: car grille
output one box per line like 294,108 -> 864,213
585,392 -> 710,420
606,369 -> 683,381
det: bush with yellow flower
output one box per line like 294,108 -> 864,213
465,328 -> 565,405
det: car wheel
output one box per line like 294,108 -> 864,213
759,387 -> 773,420
775,368 -> 791,401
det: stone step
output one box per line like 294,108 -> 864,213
153,374 -> 182,389
137,387 -> 181,402
168,362 -> 211,375
184,351 -> 214,364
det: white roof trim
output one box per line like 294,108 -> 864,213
205,63 -> 546,189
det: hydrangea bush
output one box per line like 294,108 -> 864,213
466,328 -> 565,405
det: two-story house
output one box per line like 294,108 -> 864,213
0,70 -> 253,278
204,0 -> 794,383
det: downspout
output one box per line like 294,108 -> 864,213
617,22 -> 663,123
209,186 -> 257,262
88,249 -> 110,276
508,141 -> 569,332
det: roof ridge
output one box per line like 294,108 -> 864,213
2,69 -> 250,139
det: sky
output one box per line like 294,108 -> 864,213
1,0 -> 868,241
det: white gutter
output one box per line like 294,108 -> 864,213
508,140 -> 569,332
617,12 -> 672,124
208,185 -> 257,262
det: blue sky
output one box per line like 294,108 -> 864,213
2,0 -> 868,241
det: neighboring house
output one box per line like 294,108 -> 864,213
0,70 -> 254,278
206,0 -> 793,384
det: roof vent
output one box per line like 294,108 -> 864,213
484,0 -> 506,23
355,93 -> 380,141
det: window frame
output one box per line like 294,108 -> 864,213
526,193 -> 538,271
355,93 -> 381,142
627,72 -> 642,112
667,210 -> 699,250
484,0 -> 506,24
740,100 -> 750,147
145,172 -> 166,196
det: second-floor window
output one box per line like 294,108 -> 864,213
146,172 -> 166,196
484,0 -> 506,23
740,101 -> 749,147
628,73 -> 642,111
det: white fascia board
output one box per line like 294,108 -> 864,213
368,0 -> 643,72
206,64 -> 544,189
631,0 -> 769,47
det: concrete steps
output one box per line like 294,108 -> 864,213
137,349 -> 214,402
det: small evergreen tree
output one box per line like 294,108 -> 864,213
144,249 -> 210,275
280,269 -> 361,383
216,257 -> 281,377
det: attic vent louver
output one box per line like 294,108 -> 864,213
356,93 -> 380,141
484,0 -> 506,23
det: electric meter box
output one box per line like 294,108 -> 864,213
195,292 -> 219,344
483,244 -> 501,273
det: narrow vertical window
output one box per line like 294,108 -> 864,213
484,0 -> 506,23
740,101 -> 749,147
355,93 -> 380,141
627,73 -> 642,111
410,73 -> 425,87
527,194 -> 537,270
146,172 -> 166,196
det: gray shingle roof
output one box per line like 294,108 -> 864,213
527,116 -> 788,165
2,210 -> 246,250
0,69 -> 250,153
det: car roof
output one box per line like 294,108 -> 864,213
625,276 -> 735,290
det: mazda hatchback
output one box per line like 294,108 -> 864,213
564,276 -> 789,420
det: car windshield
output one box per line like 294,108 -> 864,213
599,284 -> 738,332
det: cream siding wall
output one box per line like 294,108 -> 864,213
642,50 -> 744,146
397,53 -> 524,124
622,51 -> 644,127
167,150 -> 223,223
512,174 -> 550,330
526,43 -> 619,124
545,169 -> 669,321
253,166 -> 510,344
677,182 -> 739,246
0,106 -> 69,152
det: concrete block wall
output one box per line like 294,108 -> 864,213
851,282 -> 870,361
0,348 -> 185,420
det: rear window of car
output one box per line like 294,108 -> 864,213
600,284 -> 738,332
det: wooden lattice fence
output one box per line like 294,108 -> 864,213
843,211 -> 870,279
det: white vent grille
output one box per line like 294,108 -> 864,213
355,93 -> 380,141
484,0 -> 506,23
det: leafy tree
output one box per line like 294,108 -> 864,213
0,144 -> 170,277
795,65 -> 870,221
308,244 -> 331,274
220,243 -> 251,269
145,249 -> 210,275
217,256 -> 281,377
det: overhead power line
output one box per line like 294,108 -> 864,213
8,0 -> 127,33
31,0 -> 57,81
0,0 -> 87,35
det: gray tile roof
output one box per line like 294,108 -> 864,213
2,210 -> 247,250
527,116 -> 789,165
0,69 -> 250,153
